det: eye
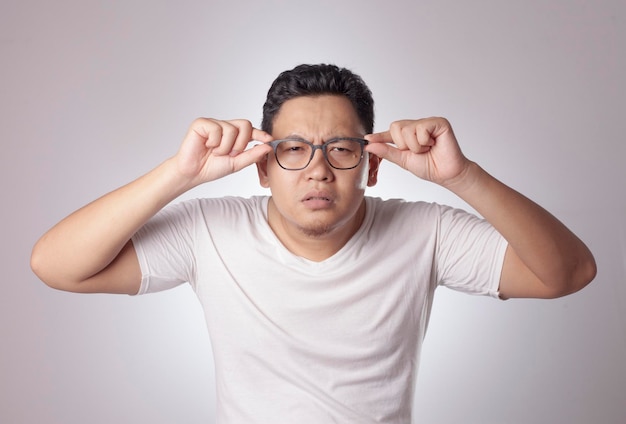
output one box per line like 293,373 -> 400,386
277,140 -> 309,154
328,140 -> 358,154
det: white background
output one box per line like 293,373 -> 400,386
1,0 -> 625,422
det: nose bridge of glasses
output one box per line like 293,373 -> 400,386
308,143 -> 330,166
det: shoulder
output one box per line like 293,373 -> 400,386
175,196 -> 267,217
362,197 -> 449,242
364,197 -> 486,238
145,196 -> 267,231
365,196 -> 445,220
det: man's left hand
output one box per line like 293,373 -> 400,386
365,117 -> 471,188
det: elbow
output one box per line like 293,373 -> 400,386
573,252 -> 597,292
551,252 -> 598,298
30,240 -> 71,291
30,241 -> 55,289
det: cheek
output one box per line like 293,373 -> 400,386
266,168 -> 297,197
264,157 -> 282,183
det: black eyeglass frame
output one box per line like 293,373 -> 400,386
268,137 -> 369,171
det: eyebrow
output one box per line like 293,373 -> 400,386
279,133 -> 365,141
281,134 -> 308,141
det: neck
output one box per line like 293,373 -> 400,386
267,198 -> 366,262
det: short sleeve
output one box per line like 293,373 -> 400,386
131,201 -> 198,295
435,206 -> 508,299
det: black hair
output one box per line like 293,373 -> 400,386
261,64 -> 374,134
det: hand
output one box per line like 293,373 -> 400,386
365,117 -> 471,187
174,118 -> 273,186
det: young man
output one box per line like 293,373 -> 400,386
31,64 -> 596,422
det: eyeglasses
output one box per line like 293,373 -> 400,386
268,137 -> 368,170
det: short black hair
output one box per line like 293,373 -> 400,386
261,64 -> 374,134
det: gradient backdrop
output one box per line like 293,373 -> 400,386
2,0 -> 625,423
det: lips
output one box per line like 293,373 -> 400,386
302,191 -> 334,208
305,195 -> 331,201
303,191 -> 333,201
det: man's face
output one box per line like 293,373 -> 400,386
257,94 -> 380,239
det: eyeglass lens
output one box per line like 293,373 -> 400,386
275,139 -> 364,170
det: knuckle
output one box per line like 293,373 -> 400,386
220,121 -> 238,137
389,121 -> 403,131
192,117 -> 211,128
230,119 -> 253,130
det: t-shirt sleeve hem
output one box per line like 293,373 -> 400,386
129,237 -> 150,296
489,237 -> 509,300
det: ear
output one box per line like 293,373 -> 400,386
366,153 -> 381,187
256,154 -> 270,188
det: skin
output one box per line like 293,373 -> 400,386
365,118 -> 597,298
30,95 -> 596,299
256,95 -> 380,261
30,118 -> 274,294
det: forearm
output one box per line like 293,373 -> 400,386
445,162 -> 596,295
366,117 -> 596,297
31,157 -> 192,287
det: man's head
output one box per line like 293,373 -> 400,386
261,64 -> 374,136
256,65 -> 381,249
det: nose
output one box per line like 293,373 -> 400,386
306,146 -> 333,181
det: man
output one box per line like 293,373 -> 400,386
31,64 -> 596,422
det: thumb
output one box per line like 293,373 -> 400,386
365,130 -> 393,144
231,143 -> 273,172
366,142 -> 404,167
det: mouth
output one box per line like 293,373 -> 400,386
302,192 -> 334,209
305,195 -> 331,201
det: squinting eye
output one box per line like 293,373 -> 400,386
328,140 -> 358,154
277,141 -> 309,154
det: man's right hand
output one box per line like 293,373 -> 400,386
174,118 -> 273,188
31,118 -> 273,295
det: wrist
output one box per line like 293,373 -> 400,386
151,157 -> 200,200
441,161 -> 485,196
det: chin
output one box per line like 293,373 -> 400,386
297,221 -> 334,238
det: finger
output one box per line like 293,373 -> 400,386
389,122 -> 409,151
231,143 -> 273,172
365,142 -> 405,167
365,131 -> 393,144
232,126 -> 274,155
251,128 -> 273,143
190,118 -> 221,146
406,125 -> 434,154
211,120 -> 239,156
192,118 -> 228,155
417,117 -> 454,144
393,121 -> 432,153
242,128 -> 273,152
415,124 -> 437,148
228,119 -> 254,156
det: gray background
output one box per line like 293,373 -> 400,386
2,0 -> 625,423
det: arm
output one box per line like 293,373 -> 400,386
365,118 -> 596,299
30,119 -> 273,294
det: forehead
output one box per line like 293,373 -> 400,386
271,95 -> 364,139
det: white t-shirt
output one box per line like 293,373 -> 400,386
132,196 -> 507,423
